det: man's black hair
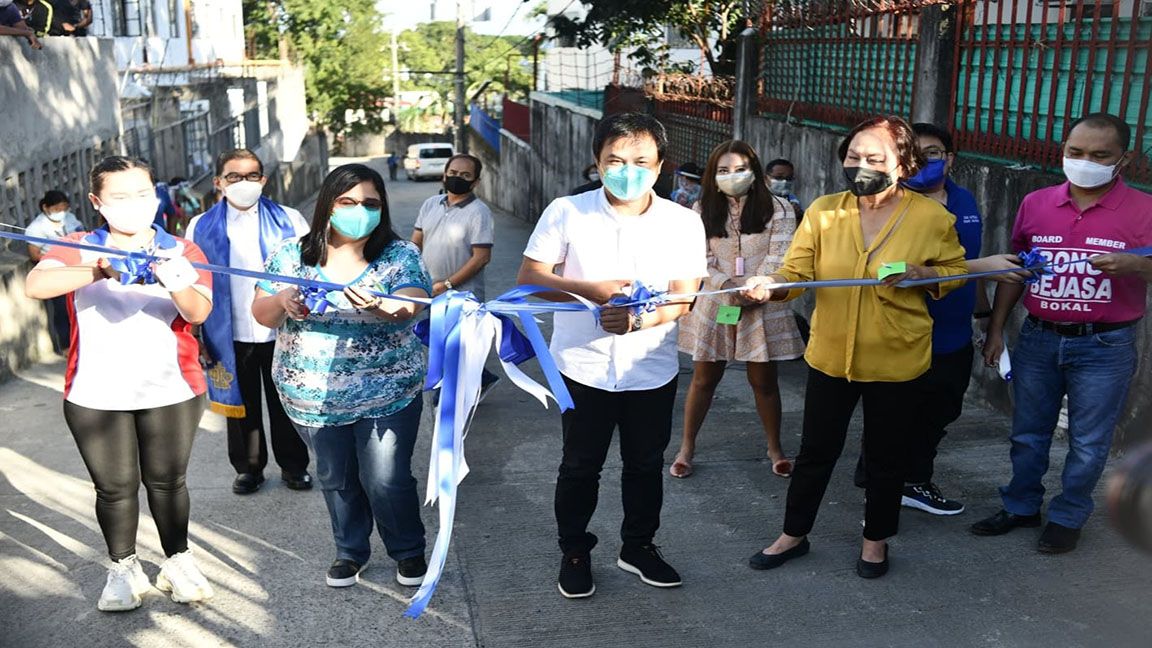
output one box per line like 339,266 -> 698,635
1067,113 -> 1132,150
911,123 -> 956,152
591,112 -> 667,161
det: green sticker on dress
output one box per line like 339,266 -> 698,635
716,305 -> 742,325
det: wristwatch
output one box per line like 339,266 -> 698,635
444,279 -> 454,290
629,312 -> 644,332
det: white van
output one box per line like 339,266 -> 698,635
403,143 -> 455,180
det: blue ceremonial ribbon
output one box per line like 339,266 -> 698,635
606,281 -> 666,313
84,226 -> 177,285
405,290 -> 467,619
298,285 -> 334,315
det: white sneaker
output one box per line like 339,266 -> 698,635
156,550 -> 215,603
97,555 -> 151,612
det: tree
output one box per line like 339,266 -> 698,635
242,0 -> 391,135
397,21 -> 536,106
549,0 -> 761,76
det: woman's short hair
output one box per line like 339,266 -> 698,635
837,116 -> 925,180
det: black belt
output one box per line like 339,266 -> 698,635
1026,315 -> 1139,337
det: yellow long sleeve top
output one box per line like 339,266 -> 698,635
775,190 -> 969,382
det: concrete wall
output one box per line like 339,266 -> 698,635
267,129 -> 330,213
0,38 -> 122,229
529,92 -> 602,219
0,38 -> 121,176
471,129 -> 536,223
0,254 -> 55,382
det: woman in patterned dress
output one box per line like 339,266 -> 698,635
252,164 -> 433,590
672,141 -> 805,478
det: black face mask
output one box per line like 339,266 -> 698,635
843,166 -> 894,197
444,176 -> 475,195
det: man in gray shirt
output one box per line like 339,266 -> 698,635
413,153 -> 494,299
412,153 -> 499,394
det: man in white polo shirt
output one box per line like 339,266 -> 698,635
188,149 -> 312,496
518,112 -> 707,599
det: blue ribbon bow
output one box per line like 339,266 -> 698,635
298,286 -> 334,315
1018,248 -> 1050,284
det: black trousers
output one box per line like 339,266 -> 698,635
907,343 -> 974,484
226,341 -> 309,476
555,375 -> 678,555
64,395 -> 204,560
784,368 -> 922,542
45,295 -> 72,353
853,343 -> 975,487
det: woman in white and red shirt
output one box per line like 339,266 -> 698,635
25,156 -> 215,613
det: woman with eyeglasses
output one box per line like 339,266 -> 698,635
252,163 -> 433,590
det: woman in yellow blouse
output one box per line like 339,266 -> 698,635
741,116 -> 968,579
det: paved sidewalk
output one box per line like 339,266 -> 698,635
1,161 -> 1149,647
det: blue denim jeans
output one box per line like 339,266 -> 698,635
1000,319 -> 1138,528
294,398 -> 426,564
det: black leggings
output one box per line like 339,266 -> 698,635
64,395 -> 205,560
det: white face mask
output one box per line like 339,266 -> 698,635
224,180 -> 264,208
1062,157 -> 1120,189
45,210 -> 67,222
588,172 -> 600,183
99,197 -> 160,234
715,171 -> 755,197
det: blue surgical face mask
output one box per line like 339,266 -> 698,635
903,158 -> 948,192
601,164 -> 657,202
329,205 -> 382,239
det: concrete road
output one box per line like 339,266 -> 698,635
1,157 -> 1150,647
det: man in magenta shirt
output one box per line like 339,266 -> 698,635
974,113 -> 1152,553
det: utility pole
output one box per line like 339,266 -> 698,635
391,27 -> 401,123
454,0 -> 467,153
732,0 -> 756,140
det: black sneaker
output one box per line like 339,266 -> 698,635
902,483 -> 965,516
617,544 -> 682,588
325,559 -> 365,587
396,556 -> 427,587
557,552 -> 595,599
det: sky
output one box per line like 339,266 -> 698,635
381,0 -> 548,36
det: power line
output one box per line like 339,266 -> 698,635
477,0 -> 581,71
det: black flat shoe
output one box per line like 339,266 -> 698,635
856,544 -> 889,579
232,472 -> 265,495
283,471 -> 313,491
970,509 -> 1041,536
749,538 -> 810,570
1037,522 -> 1081,554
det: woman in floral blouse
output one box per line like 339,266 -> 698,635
253,163 -> 432,591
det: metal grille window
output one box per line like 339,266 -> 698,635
759,0 -> 921,129
951,0 -> 1151,184
107,0 -> 146,37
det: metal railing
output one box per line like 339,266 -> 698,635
759,0 -> 924,129
951,0 -> 1151,183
